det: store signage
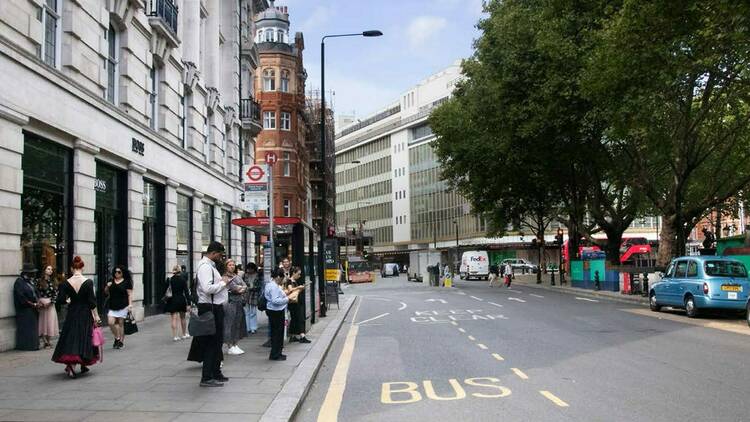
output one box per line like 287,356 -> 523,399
94,178 -> 107,192
131,138 -> 145,156
323,239 -> 340,282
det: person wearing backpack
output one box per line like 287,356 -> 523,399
187,242 -> 232,387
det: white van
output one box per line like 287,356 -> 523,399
460,251 -> 490,280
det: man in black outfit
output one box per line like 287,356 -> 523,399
187,241 -> 232,387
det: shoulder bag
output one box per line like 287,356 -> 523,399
160,277 -> 173,304
188,263 -> 216,337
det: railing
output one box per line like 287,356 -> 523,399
147,0 -> 178,35
240,98 -> 261,122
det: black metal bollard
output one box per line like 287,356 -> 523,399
594,270 -> 601,291
550,270 -> 555,286
642,273 -> 649,297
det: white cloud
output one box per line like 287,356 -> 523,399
406,16 -> 448,49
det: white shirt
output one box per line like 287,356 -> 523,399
196,257 -> 228,305
264,280 -> 288,311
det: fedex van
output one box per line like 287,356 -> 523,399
460,251 -> 490,280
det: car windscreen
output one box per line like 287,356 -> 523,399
704,260 -> 748,278
349,262 -> 371,272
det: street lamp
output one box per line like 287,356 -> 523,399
319,30 -> 383,317
453,220 -> 459,271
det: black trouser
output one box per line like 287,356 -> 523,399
266,309 -> 285,359
197,303 -> 224,382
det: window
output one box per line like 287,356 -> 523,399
411,124 -> 433,140
176,193 -> 192,276
106,24 -> 118,103
202,202 -> 214,250
265,28 -> 274,42
263,111 -> 276,129
675,260 -> 688,278
283,152 -> 291,176
203,116 -> 210,162
149,64 -> 160,129
263,69 -> 275,91
283,199 -> 291,217
41,0 -> 59,67
180,87 -> 189,148
277,29 -> 285,43
280,111 -> 291,130
686,261 -> 698,278
280,70 -> 290,92
704,260 -> 748,278
222,210 -> 231,255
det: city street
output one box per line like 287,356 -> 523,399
296,275 -> 750,422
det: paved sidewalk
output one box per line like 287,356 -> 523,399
0,297 -> 354,422
510,274 -> 650,305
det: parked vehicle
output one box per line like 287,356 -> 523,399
381,263 -> 400,277
649,256 -> 750,318
459,251 -> 490,280
501,258 -> 539,274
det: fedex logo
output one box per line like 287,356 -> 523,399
470,256 -> 487,262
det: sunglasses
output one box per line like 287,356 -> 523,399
115,270 -> 122,274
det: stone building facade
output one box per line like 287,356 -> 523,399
0,0 -> 267,351
253,3 -> 310,225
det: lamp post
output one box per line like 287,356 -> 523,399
453,220 -> 459,272
319,30 -> 382,317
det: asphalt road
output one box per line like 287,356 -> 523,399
295,275 -> 750,422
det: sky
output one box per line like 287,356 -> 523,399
277,0 -> 485,122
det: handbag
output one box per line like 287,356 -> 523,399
92,325 -> 104,362
161,278 -> 173,304
188,307 -> 216,336
123,311 -> 138,335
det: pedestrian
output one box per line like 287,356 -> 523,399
243,262 -> 261,334
104,265 -> 133,349
488,264 -> 500,287
163,265 -> 190,341
223,259 -> 247,355
280,257 -> 292,279
187,241 -> 231,387
285,267 -> 309,344
504,262 -> 513,287
52,256 -> 102,378
36,265 -> 59,349
14,263 -> 40,351
265,268 -> 289,361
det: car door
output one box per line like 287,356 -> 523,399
654,261 -> 674,305
667,260 -> 689,306
679,260 -> 700,302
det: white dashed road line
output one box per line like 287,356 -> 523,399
511,368 -> 529,380
468,335 -> 476,341
530,294 -> 544,298
540,391 -> 569,407
575,297 -> 599,302
470,296 -> 484,301
356,313 -> 390,325
492,353 -> 505,361
508,297 -> 526,303
477,343 -> 488,350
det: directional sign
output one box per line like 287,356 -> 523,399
243,190 -> 268,211
243,164 -> 268,184
265,151 -> 278,165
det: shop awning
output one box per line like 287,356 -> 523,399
232,217 -> 315,236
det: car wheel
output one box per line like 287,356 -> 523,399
746,301 -> 750,328
685,295 -> 698,318
649,292 -> 661,312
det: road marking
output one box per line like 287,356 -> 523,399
511,368 -> 529,380
456,291 -> 467,295
477,343 -> 488,350
458,328 -> 466,333
508,297 -> 526,303
318,298 -> 362,422
426,299 -> 448,304
368,297 -> 392,302
450,321 -> 458,326
470,296 -> 484,301
530,294 -> 544,298
398,302 -> 407,311
488,302 -> 503,308
540,390 -> 569,407
492,353 -> 504,361
357,313 -> 390,325
575,297 -> 599,302
468,335 -> 476,341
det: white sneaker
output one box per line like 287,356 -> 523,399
173,337 -> 180,342
182,334 -> 191,339
227,346 -> 239,355
234,346 -> 245,355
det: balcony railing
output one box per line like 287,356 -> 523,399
147,0 -> 178,35
240,98 -> 261,122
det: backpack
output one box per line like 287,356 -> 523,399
257,282 -> 268,311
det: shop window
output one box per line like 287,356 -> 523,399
176,193 -> 192,277
21,134 -> 72,274
202,202 -> 214,250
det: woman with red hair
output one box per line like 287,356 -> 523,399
52,256 -> 102,378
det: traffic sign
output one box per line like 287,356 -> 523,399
265,151 -> 278,164
242,164 -> 268,184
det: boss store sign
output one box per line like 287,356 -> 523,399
131,138 -> 145,156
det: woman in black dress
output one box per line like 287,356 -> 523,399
104,266 -> 133,349
164,265 -> 190,341
52,256 -> 102,378
285,267 -> 309,344
13,263 -> 39,351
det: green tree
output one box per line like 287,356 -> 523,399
584,0 -> 750,265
